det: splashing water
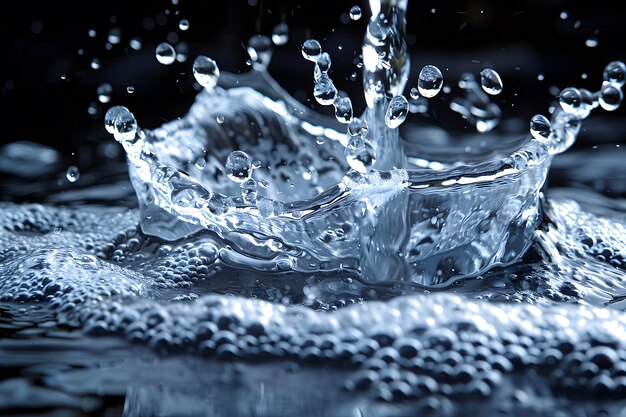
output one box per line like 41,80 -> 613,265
3,1 -> 626,415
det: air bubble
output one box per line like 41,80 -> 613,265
530,115 -> 551,143
97,83 -> 113,103
193,56 -> 220,90
302,39 -> 322,62
349,6 -> 362,21
603,61 -> 626,87
66,166 -> 80,183
599,83 -> 623,111
480,68 -> 503,95
271,23 -> 289,46
155,42 -> 176,65
385,95 -> 409,128
345,136 -> 376,174
418,65 -> 443,98
247,35 -> 273,71
225,151 -> 253,183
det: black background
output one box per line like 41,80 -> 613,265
1,0 -> 625,169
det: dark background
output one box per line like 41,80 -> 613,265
0,0 -> 625,188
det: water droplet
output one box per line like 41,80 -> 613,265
88,29 -> 97,38
560,10 -> 568,20
585,38 -> 598,48
271,23 -> 289,46
252,160 -> 262,169
349,6 -> 362,21
385,95 -> 409,128
599,83 -> 623,111
348,118 -> 368,137
313,74 -> 338,105
314,53 -> 331,78
530,114 -> 551,143
225,151 -> 252,183
91,58 -> 101,70
302,39 -> 322,62
126,85 -> 135,94
216,114 -> 225,124
66,166 -> 80,183
194,156 -> 206,170
603,61 -> 626,87
409,87 -> 419,100
241,178 -> 258,204
53,227 -> 62,234
97,83 -> 113,103
259,179 -> 270,188
108,28 -> 121,44
179,19 -> 190,31
480,68 -> 503,95
129,37 -> 142,50
247,35 -> 273,71
559,87 -> 582,114
155,42 -> 176,65
345,137 -> 376,174
193,56 -> 220,90
418,65 -> 443,98
333,96 -> 353,124
105,106 -> 137,142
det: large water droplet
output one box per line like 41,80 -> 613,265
333,96 -> 353,124
225,151 -> 253,183
480,68 -> 503,95
193,56 -> 220,90
302,39 -> 322,62
313,74 -> 338,105
247,35 -> 273,71
155,42 -> 176,65
599,83 -> 623,111
105,106 -> 137,142
97,83 -> 113,103
530,115 -> 551,143
66,166 -> 80,183
603,61 -> 626,87
385,95 -> 409,128
418,65 -> 443,98
271,23 -> 289,46
559,87 -> 582,114
345,137 -> 376,174
349,6 -> 362,21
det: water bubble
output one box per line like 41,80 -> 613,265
225,151 -> 253,183
480,68 -> 503,95
385,95 -> 409,128
313,74 -> 338,105
105,106 -> 137,142
194,157 -> 206,170
155,42 -> 176,65
333,96 -> 353,124
241,178 -> 258,204
66,166 -> 80,183
193,56 -> 220,90
530,115 -> 551,143
179,19 -> 190,31
418,65 -> 443,98
559,87 -> 582,114
302,39 -> 322,62
271,23 -> 289,46
91,58 -> 101,70
603,61 -> 626,87
97,83 -> 113,103
349,6 -> 362,21
247,35 -> 273,71
345,137 -> 376,174
599,83 -> 623,111
108,28 -> 121,44
129,37 -> 142,50
409,87 -> 419,100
